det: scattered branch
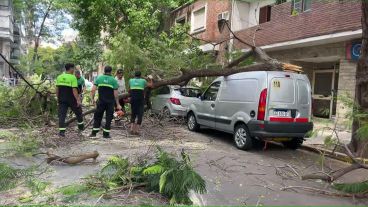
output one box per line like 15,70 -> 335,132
34,150 -> 99,165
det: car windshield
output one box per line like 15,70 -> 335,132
175,88 -> 202,97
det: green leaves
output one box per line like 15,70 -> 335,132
333,181 -> 368,194
357,124 -> 368,140
0,163 -> 18,191
88,148 -> 206,205
159,169 -> 170,193
143,165 -> 164,175
69,0 -> 192,44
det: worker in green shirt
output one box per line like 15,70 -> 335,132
90,66 -> 122,138
128,71 -> 153,135
75,70 -> 85,100
55,63 -> 84,137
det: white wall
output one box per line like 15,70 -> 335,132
248,0 -> 275,27
232,1 -> 250,32
232,0 -> 277,32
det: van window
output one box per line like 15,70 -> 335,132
297,79 -> 309,104
269,77 -> 295,104
203,82 -> 221,101
220,79 -> 258,102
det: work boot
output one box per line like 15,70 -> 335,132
103,129 -> 111,139
59,130 -> 66,137
103,134 -> 112,139
90,128 -> 100,138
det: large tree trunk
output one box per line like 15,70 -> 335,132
350,1 -> 368,158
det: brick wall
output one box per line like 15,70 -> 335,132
170,0 -> 231,43
234,0 -> 362,48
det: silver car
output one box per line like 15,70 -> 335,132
151,86 -> 202,116
187,71 -> 313,150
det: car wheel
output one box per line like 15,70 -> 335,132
283,138 -> 304,150
234,124 -> 253,150
162,107 -> 171,117
187,112 -> 200,132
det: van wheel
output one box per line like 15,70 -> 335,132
187,113 -> 200,132
234,124 -> 253,150
283,138 -> 303,150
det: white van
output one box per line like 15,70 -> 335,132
187,71 -> 313,150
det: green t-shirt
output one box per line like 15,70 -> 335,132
55,73 -> 78,103
77,77 -> 85,94
94,75 -> 119,103
56,73 -> 78,88
94,75 -> 119,89
77,77 -> 85,86
129,78 -> 147,90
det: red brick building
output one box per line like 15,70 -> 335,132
170,0 -> 362,121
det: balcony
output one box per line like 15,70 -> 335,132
0,15 -> 13,41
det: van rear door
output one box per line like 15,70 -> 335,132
267,73 -> 311,123
267,73 -> 296,122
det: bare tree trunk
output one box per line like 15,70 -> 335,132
350,1 -> 368,158
32,1 -> 53,65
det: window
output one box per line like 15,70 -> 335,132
176,17 -> 186,25
157,86 -> 170,95
0,0 -> 8,6
276,0 -> 287,4
203,82 -> 221,101
259,5 -> 271,24
175,88 -> 202,97
292,0 -> 311,13
191,7 -> 206,32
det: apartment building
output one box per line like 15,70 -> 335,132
0,0 -> 22,83
170,0 -> 362,121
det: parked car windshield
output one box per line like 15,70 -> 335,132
174,88 -> 202,97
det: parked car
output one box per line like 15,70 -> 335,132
151,86 -> 202,116
187,71 -> 313,150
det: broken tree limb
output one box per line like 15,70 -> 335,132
45,150 -> 99,165
152,45 -> 286,88
226,49 -> 254,68
153,62 -> 279,88
280,185 -> 368,198
301,144 -> 368,182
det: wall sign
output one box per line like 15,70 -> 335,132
347,42 -> 362,61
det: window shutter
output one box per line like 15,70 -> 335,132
259,6 -> 271,24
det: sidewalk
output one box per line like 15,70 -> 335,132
304,118 -> 352,147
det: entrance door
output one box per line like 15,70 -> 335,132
312,70 -> 335,119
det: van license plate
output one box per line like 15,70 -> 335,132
273,110 -> 290,117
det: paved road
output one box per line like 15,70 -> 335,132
1,125 -> 367,206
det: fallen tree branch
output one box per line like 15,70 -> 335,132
37,150 -> 99,165
153,62 -> 280,88
302,145 -> 368,182
281,185 -> 368,198
0,52 -> 47,98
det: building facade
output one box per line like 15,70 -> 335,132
0,0 -> 22,84
170,0 -> 362,121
